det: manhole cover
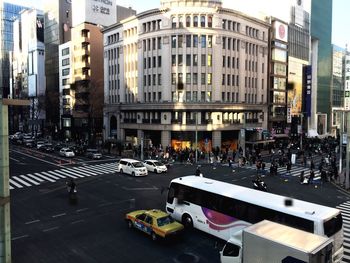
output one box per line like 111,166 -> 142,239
174,253 -> 200,263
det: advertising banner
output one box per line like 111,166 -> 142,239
303,65 -> 312,117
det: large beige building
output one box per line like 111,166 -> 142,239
103,0 -> 269,151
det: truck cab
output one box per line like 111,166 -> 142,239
220,232 -> 242,263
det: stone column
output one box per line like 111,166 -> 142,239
161,130 -> 171,149
0,102 -> 11,263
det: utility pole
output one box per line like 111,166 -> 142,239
0,98 -> 30,263
195,112 -> 198,163
346,112 -> 350,189
339,111 -> 344,174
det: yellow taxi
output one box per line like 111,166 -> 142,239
125,209 -> 184,241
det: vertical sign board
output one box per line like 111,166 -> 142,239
287,107 -> 292,123
303,65 -> 312,118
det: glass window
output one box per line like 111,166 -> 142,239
186,16 -> 191,27
201,91 -> 205,101
62,58 -> 70,66
207,91 -> 212,102
207,73 -> 212,85
201,54 -> 206,66
158,37 -> 162,49
172,55 -> 176,66
201,73 -> 206,85
186,91 -> 191,101
193,91 -> 198,101
158,74 -> 162,85
207,54 -> 212,67
171,35 -> 176,48
201,16 -> 206,27
172,16 -> 177,28
222,37 -> 226,49
186,73 -> 191,84
178,55 -> 183,66
193,35 -> 198,47
193,16 -> 198,27
62,47 -> 69,56
208,35 -> 212,48
158,56 -> 162,67
193,73 -> 198,84
179,16 -> 183,28
208,16 -> 212,27
186,55 -> 191,66
193,55 -> 198,66
171,73 -> 176,84
273,78 -> 286,90
178,35 -> 183,48
186,35 -> 191,47
201,35 -> 206,48
62,68 -> 70,76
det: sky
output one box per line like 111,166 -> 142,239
9,0 -> 350,48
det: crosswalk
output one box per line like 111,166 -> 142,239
9,162 -> 117,190
336,201 -> 350,262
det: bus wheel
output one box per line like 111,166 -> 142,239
182,214 -> 193,228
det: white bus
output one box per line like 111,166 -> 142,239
166,176 -> 343,263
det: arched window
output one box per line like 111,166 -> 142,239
179,16 -> 183,28
208,16 -> 212,27
193,16 -> 198,27
200,15 -> 206,27
186,16 -> 191,27
172,16 -> 177,28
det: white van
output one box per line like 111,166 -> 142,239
118,158 -> 148,176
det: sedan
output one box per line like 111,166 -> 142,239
59,148 -> 75,158
143,159 -> 168,174
125,209 -> 184,241
86,149 -> 102,159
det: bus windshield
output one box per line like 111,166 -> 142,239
324,213 -> 343,237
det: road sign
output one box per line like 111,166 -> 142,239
343,133 -> 348,145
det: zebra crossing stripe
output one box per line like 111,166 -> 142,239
51,170 -> 77,179
61,169 -> 91,177
68,167 -> 96,176
26,173 -> 44,182
20,175 -> 40,185
12,176 -> 31,187
9,185 -> 14,190
71,166 -> 97,176
83,165 -> 111,174
9,178 -> 23,188
60,169 -> 85,178
36,172 -> 57,182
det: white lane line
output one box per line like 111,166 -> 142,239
20,175 -> 40,185
71,219 -> 84,224
52,213 -> 66,218
12,234 -> 29,241
10,157 -> 20,162
10,149 -> 62,167
34,172 -> 56,182
43,226 -> 59,232
26,173 -> 44,182
12,176 -> 32,187
10,178 -> 24,188
70,166 -> 97,176
25,219 -> 40,225
52,170 -> 77,179
9,185 -> 14,190
76,208 -> 89,213
59,169 -> 85,178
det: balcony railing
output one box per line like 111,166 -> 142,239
151,119 -> 161,124
142,119 -> 150,123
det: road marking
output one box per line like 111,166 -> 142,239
76,208 -> 89,213
9,178 -> 23,188
20,175 -> 40,185
52,213 -> 66,218
52,169 -> 77,179
59,169 -> 85,178
35,172 -> 56,182
43,226 -> 59,232
98,202 -> 113,207
25,219 -> 40,225
70,166 -> 97,176
87,165 -> 113,174
44,170 -> 67,179
71,219 -> 84,224
61,168 -> 92,177
10,149 -> 62,167
26,173 -> 44,182
12,234 -> 29,241
12,176 -> 32,187
10,157 -> 20,162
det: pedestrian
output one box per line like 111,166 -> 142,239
310,160 -> 315,170
300,171 -> 305,184
309,169 -> 315,184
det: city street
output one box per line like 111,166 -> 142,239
9,147 -> 350,263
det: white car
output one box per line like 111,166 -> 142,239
36,140 -> 46,149
59,148 -> 75,158
143,160 -> 168,174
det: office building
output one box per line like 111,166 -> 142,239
103,0 -> 269,152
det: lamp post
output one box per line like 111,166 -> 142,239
195,112 -> 198,163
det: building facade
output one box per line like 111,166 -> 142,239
0,1 -> 26,99
44,0 -> 72,136
310,0 -> 333,135
11,8 -> 46,134
103,0 -> 269,152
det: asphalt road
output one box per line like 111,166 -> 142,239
9,148 -> 350,263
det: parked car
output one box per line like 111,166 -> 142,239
143,159 -> 168,174
116,159 -> 121,173
125,209 -> 184,241
86,149 -> 102,159
59,148 -> 75,158
24,139 -> 35,148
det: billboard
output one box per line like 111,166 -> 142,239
36,15 -> 44,43
303,65 -> 312,117
273,21 -> 288,43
